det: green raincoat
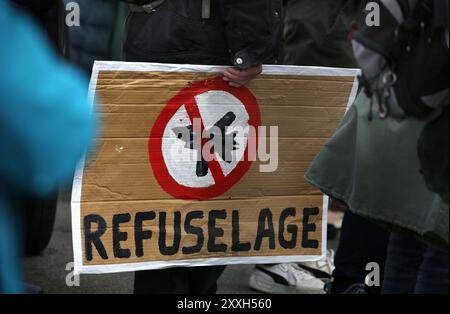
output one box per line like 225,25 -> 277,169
305,91 -> 449,251
284,0 -> 361,67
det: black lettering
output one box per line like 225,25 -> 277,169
254,208 -> 275,251
302,207 -> 320,249
159,211 -> 181,256
84,214 -> 108,261
113,213 -> 131,259
208,210 -> 227,252
279,207 -> 298,249
182,211 -> 205,255
135,211 -> 156,258
231,210 -> 251,252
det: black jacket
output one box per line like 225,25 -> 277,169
62,0 -> 127,74
122,0 -> 282,68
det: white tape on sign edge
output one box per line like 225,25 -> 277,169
89,60 -> 361,78
71,61 -> 359,275
71,61 -> 101,275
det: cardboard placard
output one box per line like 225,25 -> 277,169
72,61 -> 359,274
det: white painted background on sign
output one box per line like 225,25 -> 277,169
196,91 -> 249,176
163,105 -> 215,188
162,90 -> 250,188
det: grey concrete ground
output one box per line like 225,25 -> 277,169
24,189 -> 338,294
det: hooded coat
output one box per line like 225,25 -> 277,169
0,2 -> 94,293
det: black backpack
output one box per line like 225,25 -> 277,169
352,0 -> 449,120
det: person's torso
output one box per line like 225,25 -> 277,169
124,0 -> 231,65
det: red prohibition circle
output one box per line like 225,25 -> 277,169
149,76 -> 261,200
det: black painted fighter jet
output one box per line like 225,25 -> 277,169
172,112 -> 238,177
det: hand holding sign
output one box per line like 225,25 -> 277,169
223,64 -> 263,88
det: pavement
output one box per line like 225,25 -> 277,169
24,188 -> 338,294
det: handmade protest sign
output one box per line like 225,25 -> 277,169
72,61 -> 359,274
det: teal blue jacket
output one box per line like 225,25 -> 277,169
0,2 -> 95,293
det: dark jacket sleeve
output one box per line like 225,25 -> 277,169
220,0 -> 276,68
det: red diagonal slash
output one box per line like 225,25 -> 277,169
184,97 -> 226,183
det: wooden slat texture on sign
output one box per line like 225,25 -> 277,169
89,138 -> 328,164
81,196 -> 323,265
74,65 -> 356,272
80,71 -> 352,202
82,161 -> 318,202
95,106 -> 347,139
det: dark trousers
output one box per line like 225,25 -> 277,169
134,266 -> 226,294
331,210 -> 390,294
382,232 -> 449,294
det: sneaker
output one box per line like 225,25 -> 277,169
249,263 -> 326,294
298,249 -> 335,281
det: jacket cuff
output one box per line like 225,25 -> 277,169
233,49 -> 259,69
